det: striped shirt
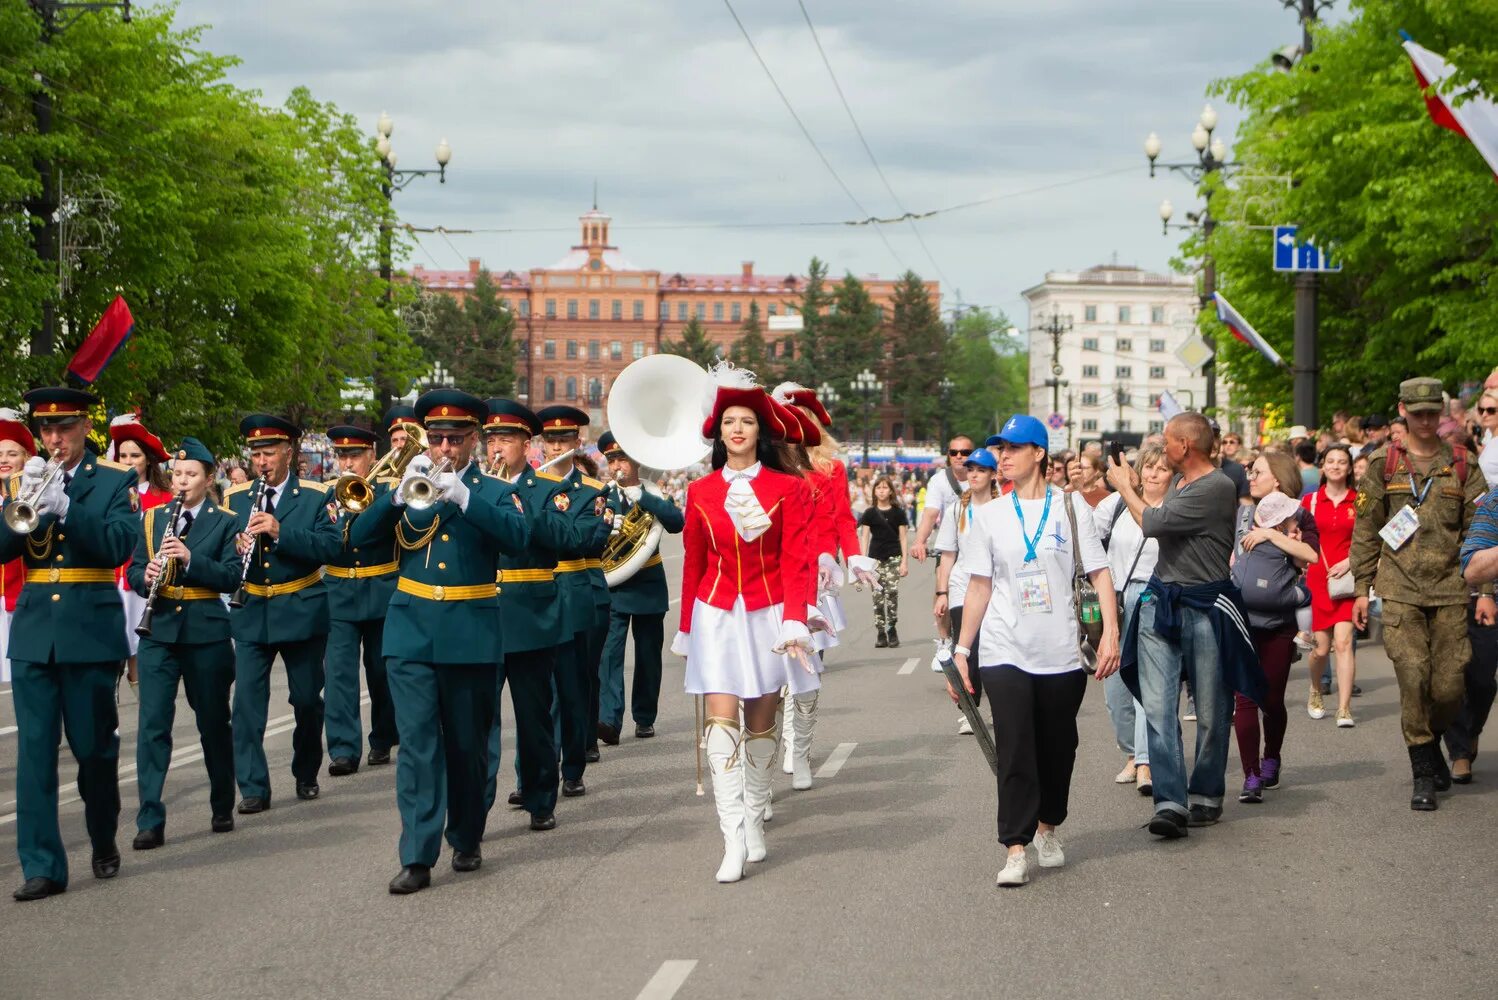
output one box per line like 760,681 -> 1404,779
1459,489 -> 1498,574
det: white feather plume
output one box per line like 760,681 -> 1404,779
701,359 -> 759,417
109,413 -> 141,428
0,407 -> 21,422
770,381 -> 807,405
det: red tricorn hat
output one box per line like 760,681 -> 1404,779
108,413 -> 169,463
0,408 -> 37,458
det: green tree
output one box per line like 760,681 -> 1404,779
820,274 -> 885,429
886,271 -> 947,439
729,302 -> 772,378
945,309 -> 1026,442
1198,0 -> 1498,420
783,257 -> 830,388
452,269 -> 518,398
661,316 -> 720,369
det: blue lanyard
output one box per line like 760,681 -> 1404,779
1011,488 -> 1053,563
1407,473 -> 1434,508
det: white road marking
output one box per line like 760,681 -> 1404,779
635,960 -> 697,1000
0,725 -> 17,737
815,742 -> 857,779
897,657 -> 918,675
0,695 -> 369,826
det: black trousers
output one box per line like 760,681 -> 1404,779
949,607 -> 980,706
980,664 -> 1087,847
1446,605 -> 1498,762
584,616 -> 608,751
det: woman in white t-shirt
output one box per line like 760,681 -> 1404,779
950,415 -> 1120,888
1093,444 -> 1170,796
934,448 -> 1001,734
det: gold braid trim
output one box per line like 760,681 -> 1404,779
395,512 -> 441,552
704,716 -> 743,770
25,525 -> 54,562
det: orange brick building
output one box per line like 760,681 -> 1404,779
409,207 -> 937,435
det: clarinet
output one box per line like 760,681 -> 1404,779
229,477 -> 268,609
136,491 -> 188,638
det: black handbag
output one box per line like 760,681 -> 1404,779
1063,492 -> 1104,673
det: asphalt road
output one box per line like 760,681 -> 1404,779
1,533 -> 1495,999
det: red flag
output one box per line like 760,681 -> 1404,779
67,295 -> 134,385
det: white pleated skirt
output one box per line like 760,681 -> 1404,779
679,597 -> 822,698
119,583 -> 143,657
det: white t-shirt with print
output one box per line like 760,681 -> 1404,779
957,487 -> 1108,675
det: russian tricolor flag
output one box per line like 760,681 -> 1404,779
1402,33 -> 1498,178
1213,292 -> 1286,369
66,295 -> 134,386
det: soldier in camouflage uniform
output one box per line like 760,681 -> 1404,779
1351,377 -> 1492,811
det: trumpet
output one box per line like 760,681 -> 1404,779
334,429 -> 424,514
4,458 -> 66,535
400,456 -> 454,510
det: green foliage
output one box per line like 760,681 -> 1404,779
0,3 -> 422,451
946,309 -> 1027,441
661,316 -> 720,369
821,274 -> 885,428
782,257 -> 830,388
886,271 -> 948,440
1200,0 -> 1498,420
453,270 -> 518,398
729,301 -> 772,377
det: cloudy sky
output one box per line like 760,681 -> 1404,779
190,0 -> 1321,327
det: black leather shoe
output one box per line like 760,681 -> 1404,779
597,722 -> 621,746
1147,810 -> 1188,839
1186,804 -> 1222,827
211,814 -> 235,833
92,846 -> 121,880
635,725 -> 655,739
296,782 -> 320,801
584,746 -> 600,763
1411,775 -> 1438,811
367,748 -> 392,766
507,790 -> 524,808
388,864 -> 431,895
237,796 -> 269,814
529,813 -> 557,831
451,850 -> 482,873
328,757 -> 358,777
12,877 -> 65,902
132,827 -> 164,851
562,779 -> 586,797
1351,684 -> 1363,697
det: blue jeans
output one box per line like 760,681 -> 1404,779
1136,595 -> 1231,815
1104,582 -> 1149,765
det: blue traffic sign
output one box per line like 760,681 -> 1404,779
1046,412 -> 1066,430
1273,225 -> 1342,273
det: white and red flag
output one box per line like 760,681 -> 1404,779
1402,33 -> 1498,178
1213,292 -> 1286,369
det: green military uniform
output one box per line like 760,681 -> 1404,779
3,387 -> 137,899
550,464 -> 613,780
597,432 -> 685,738
126,438 -> 242,842
322,425 -> 400,773
224,415 -> 343,809
1350,377 -> 1489,806
351,390 -> 530,890
584,478 -> 626,753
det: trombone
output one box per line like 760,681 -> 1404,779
4,458 -> 65,535
334,425 -> 424,514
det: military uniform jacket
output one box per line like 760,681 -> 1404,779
325,478 -> 400,623
0,458 -> 137,663
549,468 -> 613,636
497,470 -> 583,655
350,462 -> 530,664
607,486 -> 685,617
224,477 -> 342,645
1350,442 -> 1488,606
125,501 -> 242,646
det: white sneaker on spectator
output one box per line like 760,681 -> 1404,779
996,850 -> 1030,887
1035,830 -> 1065,868
957,715 -> 974,735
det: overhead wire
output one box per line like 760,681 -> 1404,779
796,0 -> 949,287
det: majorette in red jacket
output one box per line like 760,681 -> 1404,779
805,459 -> 860,562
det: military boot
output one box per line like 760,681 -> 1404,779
1409,744 -> 1438,811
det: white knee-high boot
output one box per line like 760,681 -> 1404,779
707,718 -> 747,883
790,691 -> 818,790
781,688 -> 796,775
741,723 -> 778,864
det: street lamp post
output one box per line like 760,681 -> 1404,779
1145,104 -> 1237,414
374,112 -> 452,421
852,368 -> 884,470
938,376 -> 955,446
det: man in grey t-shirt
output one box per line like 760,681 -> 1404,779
1107,412 -> 1240,838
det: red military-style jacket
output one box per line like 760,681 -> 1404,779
678,465 -> 815,635
805,460 -> 860,563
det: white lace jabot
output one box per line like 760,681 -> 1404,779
721,462 -> 771,542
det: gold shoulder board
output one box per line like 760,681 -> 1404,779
582,475 -> 604,489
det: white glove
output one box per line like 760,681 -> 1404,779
18,455 -> 46,494
393,457 -> 430,508
35,472 -> 69,520
436,470 -> 469,512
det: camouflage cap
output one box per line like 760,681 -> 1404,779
1398,377 -> 1444,414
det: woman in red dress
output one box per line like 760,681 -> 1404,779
0,410 -> 37,685
673,366 -> 816,883
110,415 -> 174,690
1301,444 -> 1359,725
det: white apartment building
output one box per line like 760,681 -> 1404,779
1021,263 -> 1228,450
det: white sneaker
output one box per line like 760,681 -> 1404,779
1336,708 -> 1355,728
957,714 -> 974,735
1035,830 -> 1065,868
996,850 -> 1030,887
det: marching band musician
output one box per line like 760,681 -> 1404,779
0,409 -> 37,687
349,389 -> 530,894
384,404 -> 417,452
126,438 -> 242,848
480,398 -> 572,832
534,405 -> 614,793
5,387 -> 138,902
673,368 -> 816,883
109,414 -> 174,694
224,415 -> 342,814
597,430 -> 684,743
321,425 -> 400,777
771,386 -> 877,791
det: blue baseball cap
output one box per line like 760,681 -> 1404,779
963,448 -> 998,471
987,414 -> 1050,451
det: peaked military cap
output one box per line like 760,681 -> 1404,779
383,404 -> 416,431
536,405 -> 589,435
483,398 -> 541,436
23,386 -> 96,425
416,389 -> 485,428
597,430 -> 626,459
327,424 -> 378,450
240,413 -> 300,445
